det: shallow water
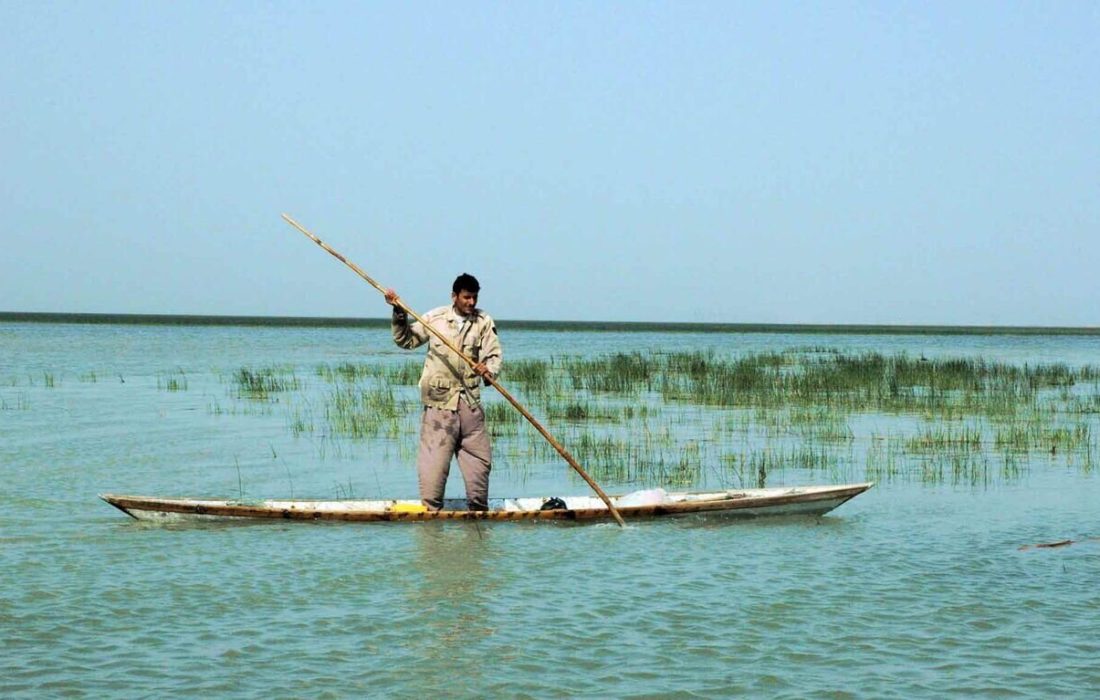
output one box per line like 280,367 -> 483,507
2,321 -> 1098,697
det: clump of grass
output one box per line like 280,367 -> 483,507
543,400 -> 623,422
325,385 -> 412,439
386,362 -> 421,385
484,400 -> 522,423
526,430 -> 704,487
563,352 -> 659,393
157,369 -> 188,392
918,451 -> 992,486
865,437 -> 906,482
316,361 -> 420,385
905,425 -> 984,453
316,362 -> 373,382
486,400 -> 523,437
235,366 -> 300,401
562,403 -> 589,420
994,419 -> 1092,455
509,359 -> 551,392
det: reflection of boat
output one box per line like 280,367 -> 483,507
100,482 -> 873,523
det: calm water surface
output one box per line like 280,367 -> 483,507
1,321 -> 1098,698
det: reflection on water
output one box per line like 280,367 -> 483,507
409,524 -> 497,637
400,524 -> 498,690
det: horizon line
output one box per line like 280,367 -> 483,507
2,311 -> 1098,336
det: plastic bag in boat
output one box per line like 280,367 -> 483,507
616,488 -> 670,507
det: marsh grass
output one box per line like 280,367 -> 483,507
316,361 -> 420,385
917,451 -> 993,486
508,359 -> 551,392
157,369 -> 188,392
288,404 -> 315,437
905,425 -> 985,453
486,400 -> 523,437
563,353 -> 659,394
545,400 -> 624,422
994,419 -> 1092,454
208,398 -> 273,417
324,385 -> 414,439
234,366 -> 300,401
263,347 -> 1100,488
565,432 -> 702,486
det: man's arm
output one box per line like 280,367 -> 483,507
386,289 -> 428,349
475,316 -> 502,382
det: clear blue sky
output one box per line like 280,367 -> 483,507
2,2 -> 1097,325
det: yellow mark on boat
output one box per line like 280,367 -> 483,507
390,502 -> 428,514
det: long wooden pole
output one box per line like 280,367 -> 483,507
282,214 -> 627,526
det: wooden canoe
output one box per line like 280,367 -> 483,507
99,482 -> 873,523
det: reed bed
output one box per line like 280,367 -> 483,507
209,348 -> 1100,488
993,419 -> 1092,454
324,385 -> 414,439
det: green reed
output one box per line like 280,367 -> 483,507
234,366 -> 300,400
288,405 -> 315,437
650,350 -> 1099,416
157,369 -> 188,392
993,419 -> 1092,454
324,385 -> 414,439
508,358 -> 552,392
905,424 -> 985,453
316,361 -> 420,385
485,399 -> 523,438
562,352 -> 659,394
565,433 -> 703,486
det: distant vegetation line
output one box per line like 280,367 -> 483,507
1,311 -> 1098,336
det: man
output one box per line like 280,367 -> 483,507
384,273 -> 502,511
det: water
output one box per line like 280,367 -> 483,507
2,320 -> 1098,697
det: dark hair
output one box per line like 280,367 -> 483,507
452,273 -> 480,295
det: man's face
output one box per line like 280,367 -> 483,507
452,289 -> 478,315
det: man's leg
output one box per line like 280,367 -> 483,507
455,402 -> 492,511
417,407 -> 458,510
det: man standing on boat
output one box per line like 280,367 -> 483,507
384,274 -> 502,512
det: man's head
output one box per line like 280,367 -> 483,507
451,273 -> 480,316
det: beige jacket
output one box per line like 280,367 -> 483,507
392,305 -> 503,410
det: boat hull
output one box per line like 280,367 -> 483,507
100,483 -> 873,524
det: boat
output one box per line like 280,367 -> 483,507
99,482 -> 873,523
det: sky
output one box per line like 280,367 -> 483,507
2,1 -> 1097,326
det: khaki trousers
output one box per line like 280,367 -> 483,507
417,402 -> 492,511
